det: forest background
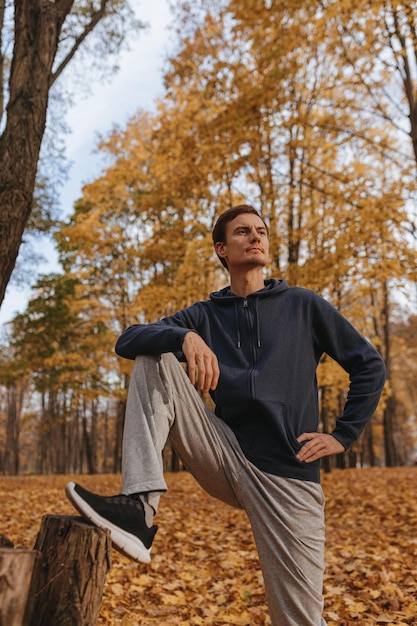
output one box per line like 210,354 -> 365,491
0,0 -> 417,478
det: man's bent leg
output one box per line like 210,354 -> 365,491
122,353 -> 242,511
66,353 -> 242,563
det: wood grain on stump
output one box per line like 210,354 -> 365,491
27,514 -> 112,626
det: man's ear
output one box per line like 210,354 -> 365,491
215,241 -> 227,260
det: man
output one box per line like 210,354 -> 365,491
66,204 -> 386,626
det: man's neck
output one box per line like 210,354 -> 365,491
229,270 -> 265,298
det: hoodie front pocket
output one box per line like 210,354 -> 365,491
243,401 -> 302,462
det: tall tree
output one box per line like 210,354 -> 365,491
0,0 -> 143,308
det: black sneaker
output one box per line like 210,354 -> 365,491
65,482 -> 157,563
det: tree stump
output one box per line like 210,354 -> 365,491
27,515 -> 112,626
0,548 -> 40,626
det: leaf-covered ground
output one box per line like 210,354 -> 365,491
1,467 -> 417,625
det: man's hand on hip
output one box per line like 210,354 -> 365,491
182,332 -> 220,392
296,432 -> 345,463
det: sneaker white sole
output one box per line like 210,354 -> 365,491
65,482 -> 152,564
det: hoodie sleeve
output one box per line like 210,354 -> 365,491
311,293 -> 386,450
115,306 -> 201,360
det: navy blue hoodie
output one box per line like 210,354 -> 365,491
115,279 -> 386,483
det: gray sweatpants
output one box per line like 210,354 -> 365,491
122,354 -> 327,626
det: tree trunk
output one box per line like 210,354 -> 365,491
0,0 -> 73,307
0,548 -> 40,626
383,395 -> 398,466
4,385 -> 21,475
390,5 -> 417,166
113,397 -> 126,473
363,422 -> 376,467
319,383 -> 332,473
381,280 -> 398,466
27,515 -> 111,626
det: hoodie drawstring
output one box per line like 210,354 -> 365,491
235,298 -> 261,349
234,301 -> 241,348
255,298 -> 261,348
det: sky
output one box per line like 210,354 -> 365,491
0,0 -> 173,328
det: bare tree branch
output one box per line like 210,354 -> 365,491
50,0 -> 109,86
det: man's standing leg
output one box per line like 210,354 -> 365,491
235,465 -> 326,626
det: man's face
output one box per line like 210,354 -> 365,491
215,213 -> 269,271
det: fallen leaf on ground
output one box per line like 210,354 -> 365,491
1,467 -> 416,625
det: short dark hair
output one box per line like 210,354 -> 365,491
212,204 -> 268,269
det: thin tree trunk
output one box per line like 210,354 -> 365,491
4,385 -> 20,474
319,383 -> 332,473
381,280 -> 398,466
0,0 -> 73,306
113,373 -> 129,472
363,422 -> 376,467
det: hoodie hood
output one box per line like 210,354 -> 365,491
210,278 -> 289,304
210,279 -> 289,349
